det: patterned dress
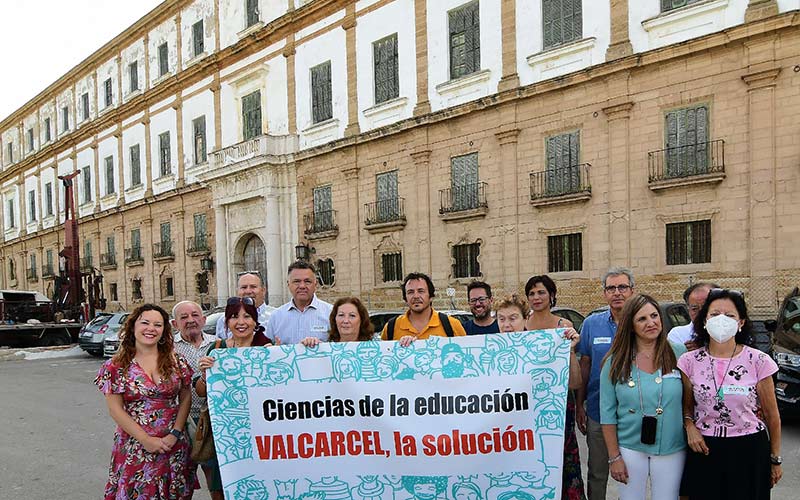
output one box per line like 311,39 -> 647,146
95,356 -> 196,499
561,392 -> 587,500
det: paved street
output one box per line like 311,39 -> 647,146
0,351 -> 797,499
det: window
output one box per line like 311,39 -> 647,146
28,190 -> 36,222
160,222 -> 171,246
665,104 -> 709,178
381,252 -> 403,283
27,128 -> 34,152
543,0 -> 582,50
451,152 -> 479,211
9,259 -> 15,281
159,132 -> 171,176
312,185 -> 333,231
44,182 -> 53,216
131,228 -> 141,250
158,43 -> 169,77
666,220 -> 711,265
6,142 -> 13,163
661,0 -> 702,13
84,241 -> 93,269
545,131 -> 581,195
241,91 -> 262,140
7,199 -> 15,227
104,78 -> 113,108
104,156 -> 115,195
30,253 -> 36,272
373,34 -> 399,104
132,278 -> 143,300
46,249 -> 53,274
81,92 -> 90,121
82,166 -> 92,203
547,233 -> 582,272
448,1 -> 480,79
375,170 -> 399,222
193,213 -> 207,248
62,106 -> 70,131
192,20 -> 204,56
316,258 -> 335,287
246,0 -> 260,28
164,276 -> 174,298
44,118 -> 51,142
452,242 -> 480,278
196,272 -> 209,294
109,283 -> 118,302
311,61 -> 333,124
192,116 -> 207,164
106,235 -> 115,256
129,61 -> 139,92
129,144 -> 141,186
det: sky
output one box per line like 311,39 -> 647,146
0,0 -> 164,121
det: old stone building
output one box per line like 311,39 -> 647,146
1,0 -> 799,317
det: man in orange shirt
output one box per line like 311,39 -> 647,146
381,272 -> 466,345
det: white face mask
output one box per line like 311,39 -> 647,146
706,314 -> 739,343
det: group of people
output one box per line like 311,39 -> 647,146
94,261 -> 783,500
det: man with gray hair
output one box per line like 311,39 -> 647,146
576,267 -> 635,500
668,282 -> 718,351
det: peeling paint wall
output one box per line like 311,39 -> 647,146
182,0 -> 215,68
149,107 -> 177,196
39,101 -> 55,146
121,40 -> 146,101
148,18 -> 179,87
97,57 -> 120,112
121,123 -> 147,203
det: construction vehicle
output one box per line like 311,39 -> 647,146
0,172 -> 105,348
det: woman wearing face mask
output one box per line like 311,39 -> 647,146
678,289 -> 781,500
600,294 -> 687,500
300,296 -> 376,347
495,295 -> 585,500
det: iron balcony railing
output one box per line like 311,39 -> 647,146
439,182 -> 488,214
648,139 -> 725,183
125,247 -> 144,264
42,264 -> 54,278
100,253 -> 117,267
187,235 -> 210,253
80,257 -> 94,272
530,163 -> 591,200
153,241 -> 174,258
365,198 -> 406,226
26,268 -> 38,281
304,210 -> 338,235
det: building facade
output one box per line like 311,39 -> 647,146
1,0 -> 799,317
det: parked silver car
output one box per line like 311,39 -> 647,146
79,312 -> 129,357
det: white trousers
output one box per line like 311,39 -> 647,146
617,447 -> 685,500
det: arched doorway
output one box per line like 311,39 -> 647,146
242,234 -> 268,299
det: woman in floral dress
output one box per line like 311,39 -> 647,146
95,303 -> 195,499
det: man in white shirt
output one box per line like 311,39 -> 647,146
266,260 -> 333,345
667,282 -> 718,351
216,272 -> 271,340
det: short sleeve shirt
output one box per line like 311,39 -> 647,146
577,309 -> 617,422
465,319 -> 500,335
678,345 -> 778,437
173,333 -> 216,419
265,295 -> 333,345
667,323 -> 694,345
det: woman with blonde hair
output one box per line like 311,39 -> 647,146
600,294 -> 686,500
95,304 -> 195,499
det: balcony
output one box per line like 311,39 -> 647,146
529,163 -> 592,207
648,139 -> 725,191
80,257 -> 94,273
208,134 -> 298,177
42,264 -> 55,278
125,247 -> 144,266
364,198 -> 406,232
26,268 -> 38,282
304,210 -> 339,240
153,241 -> 174,261
100,252 -> 117,270
187,235 -> 210,256
439,182 -> 489,222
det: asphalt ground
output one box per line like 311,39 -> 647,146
0,348 -> 796,499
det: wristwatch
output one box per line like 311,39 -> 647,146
770,454 -> 782,465
169,428 -> 183,439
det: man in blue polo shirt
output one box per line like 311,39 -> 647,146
576,267 -> 634,500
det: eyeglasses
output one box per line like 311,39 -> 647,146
227,297 -> 255,306
468,296 -> 490,305
604,284 -> 632,294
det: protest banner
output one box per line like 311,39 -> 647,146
205,330 -> 570,500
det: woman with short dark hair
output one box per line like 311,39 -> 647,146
678,289 -> 782,499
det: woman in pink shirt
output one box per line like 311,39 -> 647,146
678,289 -> 782,499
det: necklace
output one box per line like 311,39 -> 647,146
710,344 -> 737,403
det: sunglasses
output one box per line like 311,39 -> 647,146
708,288 -> 744,299
227,297 -> 255,306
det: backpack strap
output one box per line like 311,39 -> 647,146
386,316 -> 398,341
439,312 -> 454,338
